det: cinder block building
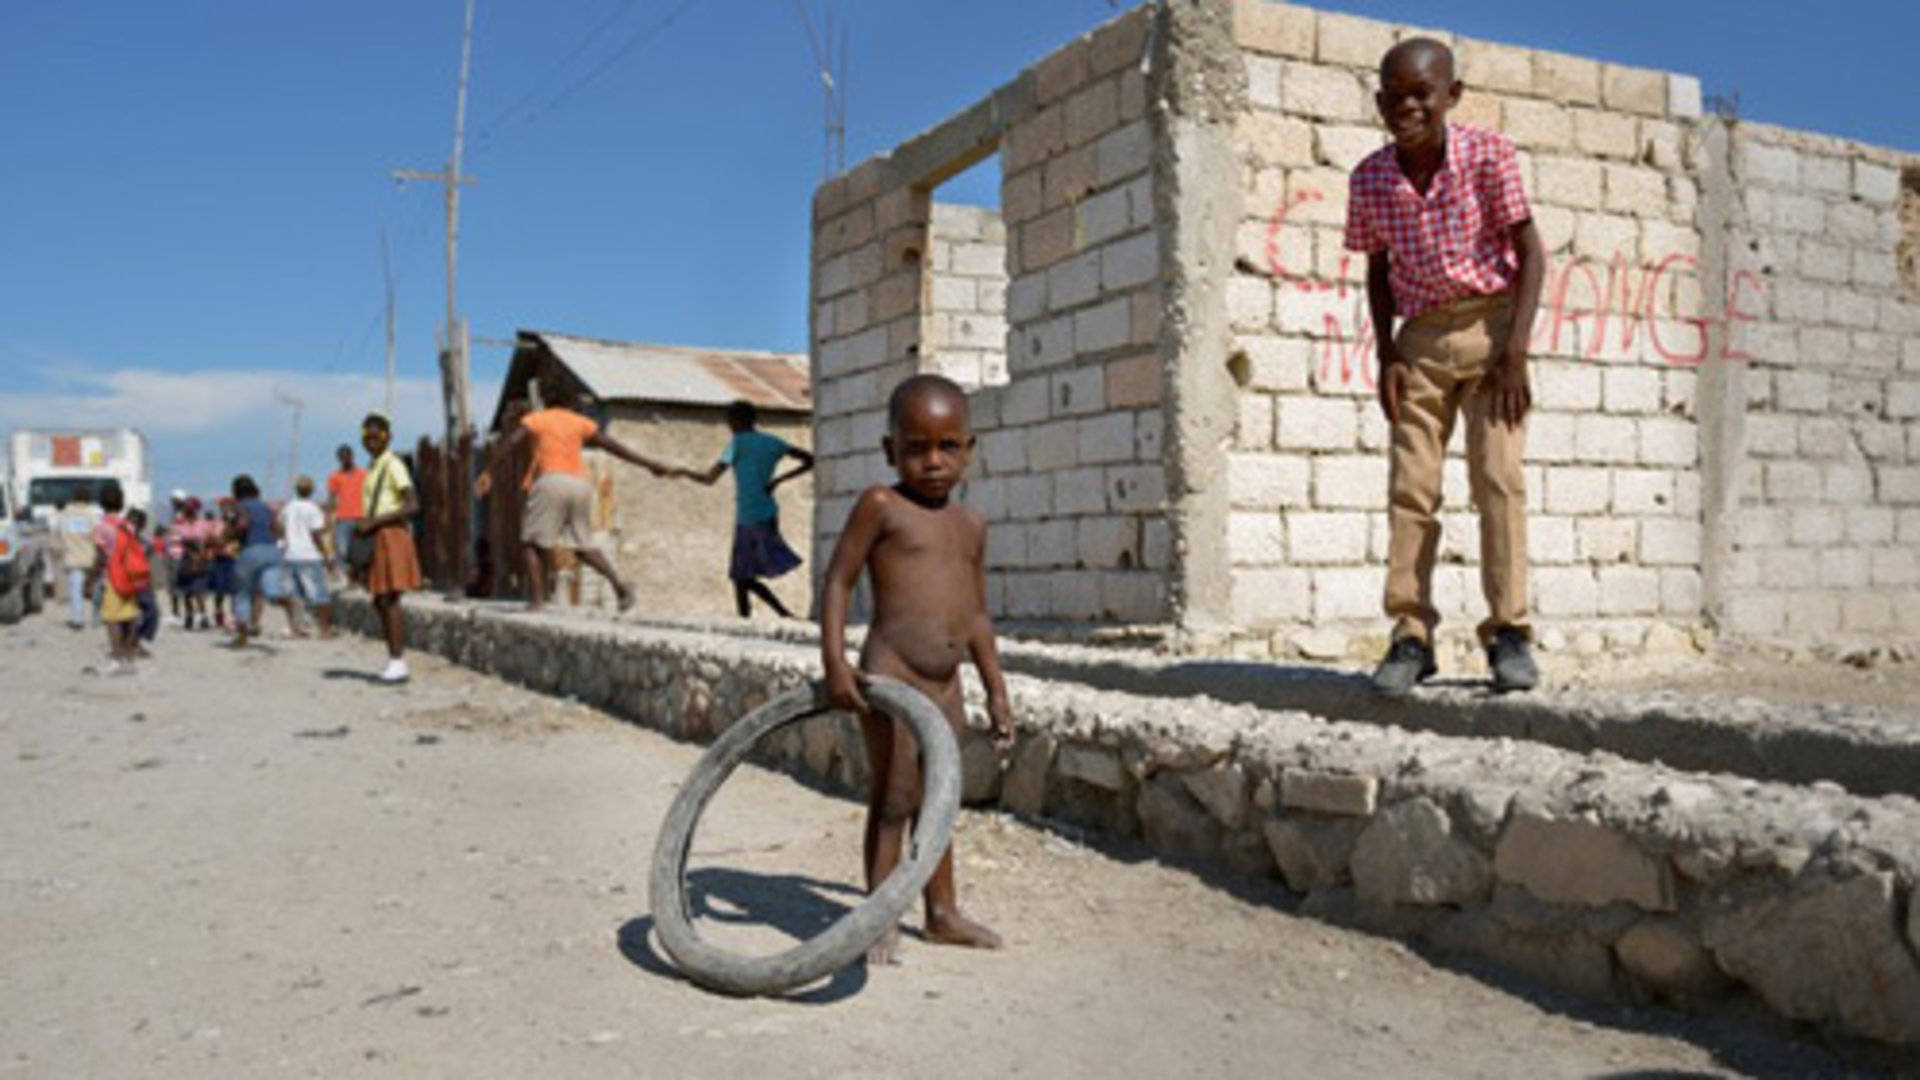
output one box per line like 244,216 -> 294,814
808,1 -> 1920,657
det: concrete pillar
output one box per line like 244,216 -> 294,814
1153,0 -> 1247,637
1695,118 -> 1743,627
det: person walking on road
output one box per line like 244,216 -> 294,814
99,507 -> 149,676
278,475 -> 335,637
481,386 -> 668,613
53,486 -> 102,630
227,475 -> 297,650
87,486 -> 127,635
326,444 -> 365,582
358,414 -> 422,683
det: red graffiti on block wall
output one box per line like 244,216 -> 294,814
1263,189 -> 1770,391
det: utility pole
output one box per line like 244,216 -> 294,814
274,390 -> 306,492
394,0 -> 478,596
395,0 -> 478,448
381,230 -> 397,420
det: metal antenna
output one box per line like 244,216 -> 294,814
381,230 -> 397,421
273,389 -> 306,493
795,0 -> 846,178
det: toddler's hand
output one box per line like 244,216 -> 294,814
825,662 -> 868,714
987,693 -> 1015,752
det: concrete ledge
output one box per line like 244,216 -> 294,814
489,609 -> 1920,800
340,595 -> 1920,1047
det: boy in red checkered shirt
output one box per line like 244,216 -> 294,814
1343,38 -> 1547,695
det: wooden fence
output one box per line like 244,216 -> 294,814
409,431 -> 530,599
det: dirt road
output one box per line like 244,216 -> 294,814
0,611 -> 1856,1078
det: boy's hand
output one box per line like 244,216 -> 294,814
1485,346 -> 1532,427
986,692 -> 1015,752
1376,350 -> 1408,424
825,660 -> 868,714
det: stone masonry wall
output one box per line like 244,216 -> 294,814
1225,1 -> 1709,657
1719,126 -> 1920,640
340,595 -> 1920,1047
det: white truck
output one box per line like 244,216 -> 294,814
0,478 -> 48,623
9,428 -> 153,524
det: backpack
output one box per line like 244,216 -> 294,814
107,521 -> 151,596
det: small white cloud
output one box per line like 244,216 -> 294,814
0,365 -> 496,504
0,367 -> 444,437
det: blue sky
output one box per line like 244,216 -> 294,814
3,0 -> 1913,503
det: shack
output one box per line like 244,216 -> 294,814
490,330 -> 813,618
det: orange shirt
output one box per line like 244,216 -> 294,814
522,408 -> 597,478
327,468 -> 366,520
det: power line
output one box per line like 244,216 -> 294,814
543,0 -> 707,117
471,0 -> 651,151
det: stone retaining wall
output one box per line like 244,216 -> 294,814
492,608 -> 1920,800
341,595 -> 1919,1046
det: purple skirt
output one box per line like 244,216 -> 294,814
729,520 -> 801,582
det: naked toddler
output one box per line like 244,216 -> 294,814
820,374 -> 1015,964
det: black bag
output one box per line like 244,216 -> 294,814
347,530 -> 377,574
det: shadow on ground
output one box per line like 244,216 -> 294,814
321,668 -> 396,685
617,867 -> 870,1005
1036,820 -> 1890,1080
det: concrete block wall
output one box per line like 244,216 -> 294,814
976,7 -> 1167,625
1225,0 -> 1710,654
810,173 -> 930,584
923,203 -> 1010,391
1719,124 -> 1920,640
808,5 -> 1171,625
812,0 -> 1919,653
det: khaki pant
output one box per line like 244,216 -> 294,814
1385,293 -> 1529,646
522,471 -> 595,549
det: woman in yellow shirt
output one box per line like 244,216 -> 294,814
356,414 -> 421,684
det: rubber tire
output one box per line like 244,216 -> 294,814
0,585 -> 22,626
648,677 -> 960,997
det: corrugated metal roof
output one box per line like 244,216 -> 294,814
530,331 -> 810,412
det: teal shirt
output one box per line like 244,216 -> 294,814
721,430 -> 790,526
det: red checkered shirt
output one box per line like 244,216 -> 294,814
1342,124 -> 1533,320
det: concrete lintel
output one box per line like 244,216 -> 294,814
888,75 -> 1036,192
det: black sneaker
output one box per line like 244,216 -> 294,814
1486,626 -> 1539,693
1371,636 -> 1437,696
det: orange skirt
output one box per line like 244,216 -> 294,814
366,524 -> 422,596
